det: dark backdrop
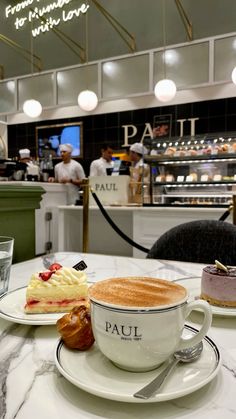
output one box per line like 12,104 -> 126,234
7,97 -> 236,176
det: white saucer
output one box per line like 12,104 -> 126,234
55,325 -> 221,403
0,287 -> 64,325
174,277 -> 236,317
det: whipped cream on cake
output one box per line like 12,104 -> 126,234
24,263 -> 89,313
201,264 -> 236,308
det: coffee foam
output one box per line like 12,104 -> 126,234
89,277 -> 187,307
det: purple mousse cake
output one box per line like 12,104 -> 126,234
201,265 -> 236,307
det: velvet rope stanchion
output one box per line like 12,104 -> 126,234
82,179 -> 90,253
218,204 -> 233,222
90,188 -> 149,254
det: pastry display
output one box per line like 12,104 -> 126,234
165,147 -> 176,156
202,147 -> 210,154
221,144 -> 229,153
200,260 -> 236,307
216,144 -> 229,154
166,174 -> 175,182
186,172 -> 198,182
189,149 -> 198,156
57,305 -> 94,350
24,263 -> 89,314
156,174 -> 166,182
200,173 -> 209,182
232,143 -> 236,152
213,174 -> 222,181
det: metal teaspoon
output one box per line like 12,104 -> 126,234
133,341 -> 203,400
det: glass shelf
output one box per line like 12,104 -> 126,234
143,132 -> 236,207
154,181 -> 236,187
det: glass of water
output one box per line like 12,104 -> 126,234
0,237 -> 14,295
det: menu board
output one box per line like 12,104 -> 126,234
36,122 -> 83,159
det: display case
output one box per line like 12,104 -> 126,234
143,133 -> 236,207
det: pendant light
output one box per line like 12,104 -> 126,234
231,67 -> 236,85
78,2 -> 98,112
23,22 -> 42,118
23,99 -> 42,118
154,0 -> 177,103
78,90 -> 98,111
154,79 -> 176,102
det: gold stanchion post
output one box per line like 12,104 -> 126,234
82,178 -> 89,253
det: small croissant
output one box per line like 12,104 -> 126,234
57,305 -> 95,350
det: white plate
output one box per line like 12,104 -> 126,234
0,287 -> 66,325
174,277 -> 236,317
55,325 -> 221,403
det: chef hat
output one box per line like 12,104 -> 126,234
59,143 -> 73,153
19,148 -> 30,159
130,142 -> 147,155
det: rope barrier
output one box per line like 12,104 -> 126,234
218,204 -> 233,222
90,190 -> 233,254
90,189 -> 149,254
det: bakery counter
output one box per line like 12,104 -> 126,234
56,205 -> 232,258
1,252 -> 235,418
57,205 -> 134,257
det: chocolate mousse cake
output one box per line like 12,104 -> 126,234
201,264 -> 236,307
24,263 -> 89,314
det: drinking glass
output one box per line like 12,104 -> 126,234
0,237 -> 14,295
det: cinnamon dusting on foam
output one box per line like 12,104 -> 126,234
89,277 -> 187,307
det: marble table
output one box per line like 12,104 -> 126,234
0,252 -> 236,419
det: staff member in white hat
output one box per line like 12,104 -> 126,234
17,148 -> 41,181
18,148 -> 32,164
14,148 -> 33,180
49,143 -> 86,203
129,142 -> 149,203
129,142 -> 148,169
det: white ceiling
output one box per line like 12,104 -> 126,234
0,0 -> 236,79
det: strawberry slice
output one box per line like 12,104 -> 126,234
48,263 -> 62,271
39,271 -> 53,281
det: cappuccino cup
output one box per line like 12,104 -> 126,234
89,277 -> 212,372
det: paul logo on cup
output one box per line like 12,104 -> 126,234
89,277 -> 212,372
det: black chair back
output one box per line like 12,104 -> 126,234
147,220 -> 236,265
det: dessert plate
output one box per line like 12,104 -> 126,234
174,277 -> 236,317
0,287 -> 67,325
55,325 -> 221,403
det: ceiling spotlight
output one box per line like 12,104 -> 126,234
231,67 -> 236,84
23,99 -> 42,118
78,90 -> 98,112
154,79 -> 177,102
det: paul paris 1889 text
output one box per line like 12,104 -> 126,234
105,321 -> 142,341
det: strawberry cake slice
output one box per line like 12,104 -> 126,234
24,263 -> 89,314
